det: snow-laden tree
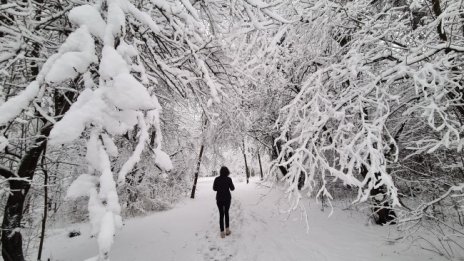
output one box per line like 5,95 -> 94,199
0,1 -> 172,259
257,0 -> 464,224
220,0 -> 464,233
0,0 -> 223,259
0,1 -> 77,260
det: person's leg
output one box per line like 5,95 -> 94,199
224,200 -> 231,230
217,201 -> 225,232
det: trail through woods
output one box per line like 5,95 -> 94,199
42,178 -> 444,261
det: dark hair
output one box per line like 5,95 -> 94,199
220,166 -> 230,177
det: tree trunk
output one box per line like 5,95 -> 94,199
190,145 -> 204,199
271,140 -> 288,176
2,124 -> 52,261
242,141 -> 250,184
359,108 -> 396,225
431,0 -> 447,41
258,151 -> 264,181
297,171 -> 305,190
360,164 -> 396,225
37,147 -> 48,261
1,82 -> 73,260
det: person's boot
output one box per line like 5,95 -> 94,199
220,231 -> 225,238
225,228 -> 231,236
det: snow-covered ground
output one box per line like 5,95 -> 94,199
42,177 -> 444,261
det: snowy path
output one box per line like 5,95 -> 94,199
43,177 -> 442,261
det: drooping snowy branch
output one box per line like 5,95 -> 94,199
0,81 -> 40,125
48,1 -> 170,259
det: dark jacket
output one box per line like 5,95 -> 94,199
213,175 -> 235,201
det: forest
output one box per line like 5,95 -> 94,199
1,0 -> 464,260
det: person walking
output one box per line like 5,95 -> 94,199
213,166 -> 235,238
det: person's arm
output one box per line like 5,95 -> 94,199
229,177 -> 235,191
213,178 -> 218,191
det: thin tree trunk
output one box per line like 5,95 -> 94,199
258,150 -> 263,181
38,174 -> 48,260
190,145 -> 205,199
242,141 -> 250,184
37,145 -> 48,261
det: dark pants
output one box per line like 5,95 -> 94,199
217,200 -> 231,232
